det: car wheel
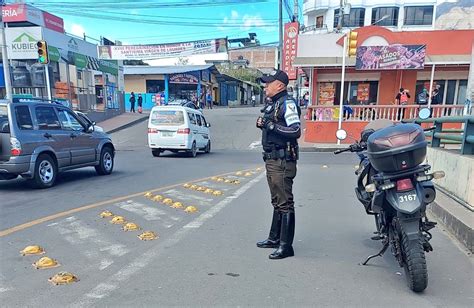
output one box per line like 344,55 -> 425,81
152,149 -> 161,157
31,154 -> 57,189
95,146 -> 114,175
188,142 -> 197,158
205,141 -> 211,154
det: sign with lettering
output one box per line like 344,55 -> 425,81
283,22 -> 299,80
356,45 -> 426,70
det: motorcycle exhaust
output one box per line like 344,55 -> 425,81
422,187 -> 436,204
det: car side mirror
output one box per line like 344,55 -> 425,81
206,123 -> 211,128
92,121 -> 97,126
86,125 -> 94,133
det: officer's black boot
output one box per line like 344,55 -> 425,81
269,212 -> 295,259
256,210 -> 281,248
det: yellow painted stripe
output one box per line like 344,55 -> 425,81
0,167 -> 261,238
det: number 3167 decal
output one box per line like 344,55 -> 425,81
399,194 -> 417,202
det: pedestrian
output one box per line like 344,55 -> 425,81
137,94 -> 143,113
256,69 -> 301,260
206,92 -> 213,109
129,92 -> 136,113
396,88 -> 411,120
303,91 -> 309,109
431,85 -> 441,105
251,94 -> 256,107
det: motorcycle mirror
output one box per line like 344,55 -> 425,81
336,129 -> 348,141
419,108 -> 431,120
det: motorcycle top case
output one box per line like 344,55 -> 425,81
366,123 -> 427,173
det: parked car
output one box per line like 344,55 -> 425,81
0,99 -> 115,188
147,105 -> 211,157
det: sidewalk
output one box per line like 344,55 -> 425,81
97,112 -> 149,134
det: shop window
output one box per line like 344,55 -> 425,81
457,80 -> 468,105
415,80 -> 446,104
334,8 -> 365,28
316,16 -> 324,28
445,80 -> 457,105
404,6 -> 433,26
348,81 -> 379,105
372,7 -> 398,26
146,80 -> 165,93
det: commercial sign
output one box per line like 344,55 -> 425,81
319,82 -> 335,105
356,45 -> 426,70
5,27 -> 42,60
2,4 -> 64,33
169,73 -> 199,84
357,83 -> 370,102
283,22 -> 299,80
98,38 -> 228,60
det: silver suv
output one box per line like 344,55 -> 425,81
0,99 -> 115,188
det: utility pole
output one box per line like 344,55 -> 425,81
278,0 -> 283,69
1,4 -> 13,100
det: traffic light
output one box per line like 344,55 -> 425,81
347,31 -> 358,57
37,40 -> 49,64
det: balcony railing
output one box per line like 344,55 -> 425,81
306,105 -> 467,122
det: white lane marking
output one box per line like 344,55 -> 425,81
116,201 -> 180,228
164,189 -> 214,206
49,217 -> 129,270
249,140 -> 262,150
74,172 -> 265,306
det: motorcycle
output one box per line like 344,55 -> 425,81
334,108 -> 445,293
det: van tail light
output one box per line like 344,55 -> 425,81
148,128 -> 159,133
10,137 -> 22,156
177,128 -> 190,134
396,178 -> 414,192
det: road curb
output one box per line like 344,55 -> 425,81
106,116 -> 148,134
428,190 -> 473,253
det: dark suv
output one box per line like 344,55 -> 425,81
0,99 -> 115,188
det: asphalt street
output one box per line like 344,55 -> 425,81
0,108 -> 472,307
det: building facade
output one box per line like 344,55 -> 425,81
302,0 -> 474,34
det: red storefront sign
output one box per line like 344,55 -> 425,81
283,22 -> 299,80
1,4 -> 64,33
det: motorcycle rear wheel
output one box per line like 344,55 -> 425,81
401,230 -> 428,292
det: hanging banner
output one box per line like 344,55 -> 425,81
283,22 -> 299,80
357,83 -> 370,102
98,38 -> 228,60
356,45 -> 426,70
319,82 -> 335,106
169,73 -> 199,84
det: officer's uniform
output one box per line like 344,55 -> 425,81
256,70 -> 301,260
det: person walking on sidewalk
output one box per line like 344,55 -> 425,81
137,94 -> 143,113
129,92 -> 136,113
206,92 -> 213,109
256,69 -> 301,260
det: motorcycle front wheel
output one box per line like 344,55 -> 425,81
401,229 -> 428,292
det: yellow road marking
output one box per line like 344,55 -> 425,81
0,167 -> 262,238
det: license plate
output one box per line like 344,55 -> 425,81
162,132 -> 174,137
397,191 -> 417,203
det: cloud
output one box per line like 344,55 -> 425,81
218,11 -> 276,33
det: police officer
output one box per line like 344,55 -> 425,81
256,69 -> 301,260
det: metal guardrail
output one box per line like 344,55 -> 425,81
411,116 -> 474,155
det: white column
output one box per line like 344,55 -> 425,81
428,64 -> 436,108
337,34 -> 347,145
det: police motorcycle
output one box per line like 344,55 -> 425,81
334,108 -> 445,293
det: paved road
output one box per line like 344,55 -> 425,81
0,108 -> 472,307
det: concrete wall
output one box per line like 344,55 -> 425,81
425,147 -> 474,207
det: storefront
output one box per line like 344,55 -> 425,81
123,65 -> 219,110
294,26 -> 473,143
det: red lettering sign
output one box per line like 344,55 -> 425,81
43,11 -> 64,33
283,22 -> 299,80
1,4 -> 27,22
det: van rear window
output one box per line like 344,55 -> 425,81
150,110 -> 185,125
0,106 -> 9,133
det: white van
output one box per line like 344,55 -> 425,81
148,105 -> 211,157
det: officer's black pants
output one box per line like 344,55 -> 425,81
265,159 -> 297,213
